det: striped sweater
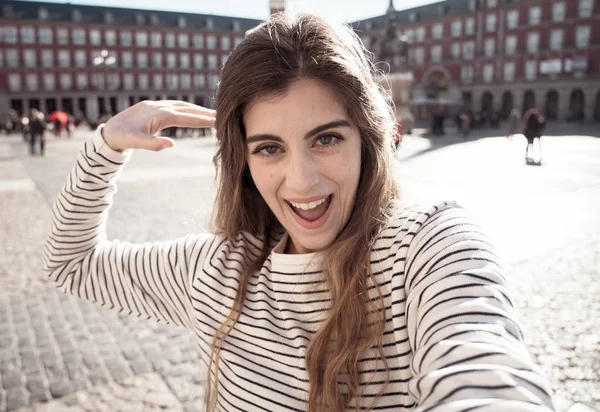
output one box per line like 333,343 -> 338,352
43,127 -> 555,411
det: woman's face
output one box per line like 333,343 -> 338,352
244,79 -> 362,254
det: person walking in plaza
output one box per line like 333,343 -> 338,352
523,108 -> 545,163
43,14 -> 555,412
28,109 -> 47,156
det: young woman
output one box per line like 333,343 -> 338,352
44,14 -> 555,412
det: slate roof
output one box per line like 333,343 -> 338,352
1,0 -> 263,32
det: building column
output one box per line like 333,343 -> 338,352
0,95 -> 9,116
557,88 -> 570,121
584,88 -> 596,122
86,96 -> 99,121
118,95 -> 129,112
23,99 -> 30,115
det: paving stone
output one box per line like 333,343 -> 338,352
2,369 -> 24,389
5,387 -> 28,410
48,378 -> 74,398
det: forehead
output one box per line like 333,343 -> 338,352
243,79 -> 350,137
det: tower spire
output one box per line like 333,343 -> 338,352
387,0 -> 395,13
270,0 -> 286,16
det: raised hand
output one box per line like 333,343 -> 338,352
101,100 -> 216,152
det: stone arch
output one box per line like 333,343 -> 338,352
545,89 -> 559,120
522,90 -> 536,113
481,91 -> 493,113
423,67 -> 451,99
569,89 -> 585,122
501,91 -> 514,119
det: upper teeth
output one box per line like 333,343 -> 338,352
290,197 -> 327,210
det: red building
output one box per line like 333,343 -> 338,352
0,1 -> 261,120
353,0 -> 600,122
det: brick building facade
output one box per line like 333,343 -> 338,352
0,1 -> 261,120
354,0 -> 600,122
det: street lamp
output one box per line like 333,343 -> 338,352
93,49 -> 116,90
93,49 -> 116,116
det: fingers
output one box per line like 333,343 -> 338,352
155,100 -> 216,117
129,132 -> 175,152
158,108 -> 216,130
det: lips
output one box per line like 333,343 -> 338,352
285,194 -> 333,229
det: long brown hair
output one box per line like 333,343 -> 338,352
209,13 -> 401,411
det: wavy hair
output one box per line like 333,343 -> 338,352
209,13 -> 401,411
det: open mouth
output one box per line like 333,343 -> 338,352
285,194 -> 333,227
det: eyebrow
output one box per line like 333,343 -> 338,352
245,120 -> 352,145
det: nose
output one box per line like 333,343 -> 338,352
285,149 -> 320,194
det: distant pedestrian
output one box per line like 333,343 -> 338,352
507,108 -> 521,139
523,108 -> 545,163
459,111 -> 471,138
28,109 -> 47,156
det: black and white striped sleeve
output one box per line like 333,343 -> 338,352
403,203 -> 555,411
43,126 -> 211,329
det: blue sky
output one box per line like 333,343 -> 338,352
25,0 -> 439,22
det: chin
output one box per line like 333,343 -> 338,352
290,231 -> 337,254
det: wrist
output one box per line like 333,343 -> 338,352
99,124 -> 124,153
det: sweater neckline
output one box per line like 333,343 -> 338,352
270,233 -> 323,272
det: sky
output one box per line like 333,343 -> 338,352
24,0 -> 440,22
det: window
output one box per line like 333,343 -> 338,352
404,30 -> 414,43
525,60 -> 537,80
90,29 -> 101,45
124,74 -> 134,90
576,26 -> 591,48
152,52 -> 163,68
221,37 -> 231,51
462,41 -> 475,59
451,20 -> 462,37
451,42 -> 461,58
57,28 -> 69,45
235,37 -> 243,48
432,23 -> 443,40
72,9 -> 82,22
3,26 -> 17,43
465,18 -> 475,35
431,45 -> 442,62
206,18 -> 214,30
527,32 -> 539,53
504,62 -> 515,81
178,33 -> 189,48
486,14 -> 496,32
20,26 -> 35,44
579,0 -> 593,17
529,7 -> 541,25
414,47 -> 424,64
194,74 -> 206,88
193,34 -> 204,49
409,12 -> 417,22
208,54 -> 217,69
167,53 -> 176,68
120,31 -> 132,46
39,28 -> 53,44
24,49 -> 36,68
221,54 -> 228,66
362,37 -> 371,48
469,0 -> 477,11
91,73 -> 104,89
151,32 -> 162,48
207,35 -> 216,50
41,49 -> 53,67
8,74 -> 21,92
136,32 -> 148,47
39,7 -> 49,21
137,52 -> 148,68
58,50 -> 70,67
552,2 -> 566,21
107,73 -> 119,90
483,64 -> 494,83
104,11 -> 114,24
6,49 -> 18,67
105,30 -> 116,46
153,73 -> 163,89
180,53 -> 190,69
461,66 -> 473,83
44,73 -> 56,91
136,13 -> 146,26
166,33 -> 175,48
209,74 -> 218,89
75,50 -> 86,67
72,29 -> 85,45
233,20 -> 241,32
485,38 -> 495,57
151,14 -> 160,25
122,51 -> 133,68
139,74 -> 149,90
194,54 -> 204,69
178,16 -> 186,29
505,35 -> 517,55
166,73 -> 178,90
487,0 -> 497,8
415,27 -> 426,42
506,10 -> 519,29
180,74 -> 191,89
60,73 -> 72,90
76,73 -> 88,90
550,29 -> 563,51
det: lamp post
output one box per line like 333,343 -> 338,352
93,49 -> 116,115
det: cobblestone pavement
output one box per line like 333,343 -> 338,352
1,128 -> 599,411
